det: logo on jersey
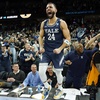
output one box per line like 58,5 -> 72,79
24,53 -> 31,58
45,28 -> 59,34
56,22 -> 59,26
44,28 -> 59,40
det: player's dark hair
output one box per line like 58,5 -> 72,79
47,2 -> 57,9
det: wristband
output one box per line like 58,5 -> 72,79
64,39 -> 71,46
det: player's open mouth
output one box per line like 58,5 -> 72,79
47,12 -> 52,15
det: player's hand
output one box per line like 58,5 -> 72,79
53,48 -> 61,54
65,60 -> 72,65
40,48 -> 45,53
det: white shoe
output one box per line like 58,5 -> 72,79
41,85 -> 51,100
53,89 -> 63,99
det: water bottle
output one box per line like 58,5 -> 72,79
28,87 -> 33,94
37,85 -> 41,93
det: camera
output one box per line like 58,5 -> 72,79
86,82 -> 98,100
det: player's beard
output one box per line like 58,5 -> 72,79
47,12 -> 55,19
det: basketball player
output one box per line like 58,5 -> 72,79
39,2 -> 71,99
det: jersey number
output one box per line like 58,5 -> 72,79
48,33 -> 55,40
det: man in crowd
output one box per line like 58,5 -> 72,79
64,41 -> 98,89
20,64 -> 43,87
46,65 -> 58,88
20,43 -> 36,75
7,62 -> 25,86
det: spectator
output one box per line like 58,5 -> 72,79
7,62 -> 25,86
19,43 -> 36,75
20,64 -> 43,87
9,37 -> 17,63
32,40 -> 39,52
64,42 -> 98,89
46,65 -> 58,88
1,44 -> 12,72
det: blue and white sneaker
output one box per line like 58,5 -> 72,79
41,86 -> 51,100
53,89 -> 63,99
